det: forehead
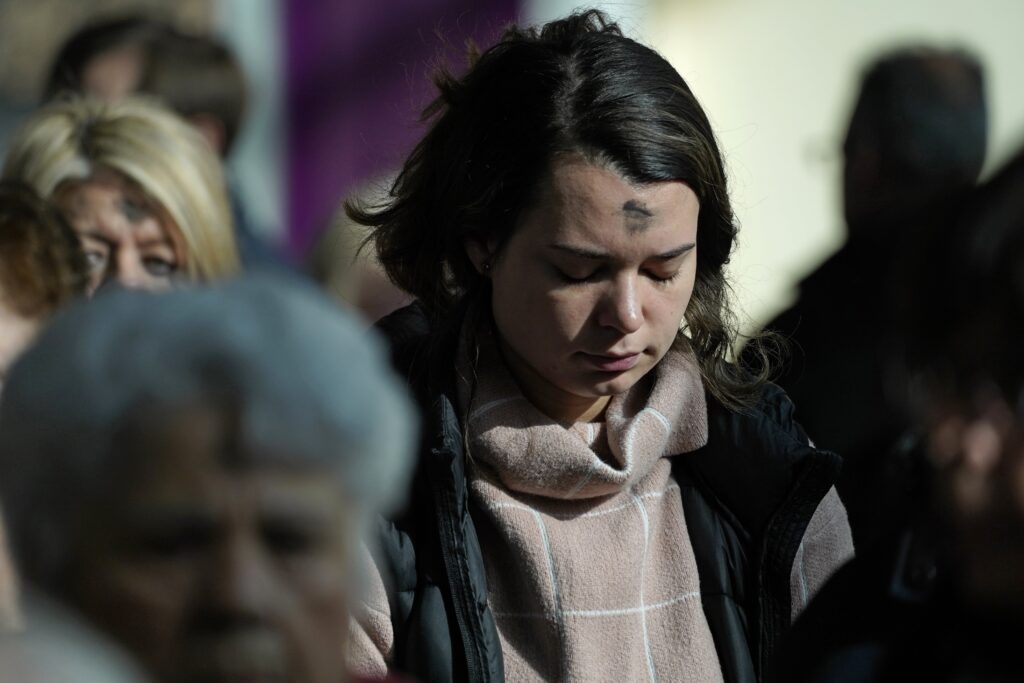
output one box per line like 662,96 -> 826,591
81,45 -> 145,101
56,169 -> 148,208
520,155 -> 699,247
55,171 -> 180,248
112,405 -> 346,513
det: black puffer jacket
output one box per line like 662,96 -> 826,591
372,303 -> 842,683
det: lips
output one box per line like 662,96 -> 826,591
579,351 -> 642,372
181,630 -> 288,681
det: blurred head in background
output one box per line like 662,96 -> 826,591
843,47 -> 987,239
45,15 -> 248,159
904,144 -> 1024,416
0,276 -> 418,682
44,15 -> 165,104
899,142 -> 1024,615
0,180 -> 88,384
2,97 -> 240,291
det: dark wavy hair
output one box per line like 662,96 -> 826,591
0,181 -> 88,317
349,9 -> 766,407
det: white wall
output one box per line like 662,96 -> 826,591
651,0 -> 1024,333
214,0 -> 285,243
523,0 -> 650,34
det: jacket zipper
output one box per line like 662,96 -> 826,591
432,445 -> 486,682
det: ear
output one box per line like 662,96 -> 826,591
464,236 -> 493,276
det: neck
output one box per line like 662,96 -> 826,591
496,336 -> 609,425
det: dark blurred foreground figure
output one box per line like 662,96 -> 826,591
0,277 -> 418,683
0,180 -> 89,633
45,15 -> 283,268
747,47 -> 988,551
347,10 -> 853,683
781,144 -> 1024,682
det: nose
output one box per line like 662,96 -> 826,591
200,536 -> 279,627
597,274 -> 643,334
107,247 -> 147,289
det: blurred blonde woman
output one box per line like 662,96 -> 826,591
2,96 -> 240,291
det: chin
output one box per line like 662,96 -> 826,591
585,368 -> 648,397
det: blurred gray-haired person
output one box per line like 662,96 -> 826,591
0,276 -> 418,683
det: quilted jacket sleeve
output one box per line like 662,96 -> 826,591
788,486 -> 855,620
347,545 -> 393,678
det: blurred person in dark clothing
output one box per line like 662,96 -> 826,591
745,48 -> 988,551
780,143 -> 1024,682
0,277 -> 418,683
45,15 -> 283,270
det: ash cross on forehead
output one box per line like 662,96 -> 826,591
622,200 -> 653,233
118,199 -> 148,223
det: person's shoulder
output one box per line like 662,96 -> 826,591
690,378 -> 840,535
705,377 -> 810,450
375,302 -> 432,356
748,381 -> 811,445
373,302 -> 438,393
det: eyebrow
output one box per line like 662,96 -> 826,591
124,507 -> 217,530
77,227 -> 174,251
135,237 -> 176,251
548,242 -> 695,261
76,230 -> 113,243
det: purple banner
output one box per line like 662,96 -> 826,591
285,0 -> 520,257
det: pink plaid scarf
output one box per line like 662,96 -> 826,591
457,325 -> 723,682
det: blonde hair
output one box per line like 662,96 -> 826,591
1,97 -> 240,280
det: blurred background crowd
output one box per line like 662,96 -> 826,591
0,0 -> 1023,681
1,0 -> 1022,325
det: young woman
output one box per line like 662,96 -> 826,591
349,11 -> 853,683
3,96 -> 240,291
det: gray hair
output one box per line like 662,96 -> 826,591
0,275 -> 417,587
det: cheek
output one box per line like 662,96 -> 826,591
278,557 -> 351,680
491,275 -> 592,351
72,559 -> 194,671
647,267 -> 696,334
672,267 -> 699,323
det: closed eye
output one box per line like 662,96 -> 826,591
644,269 -> 680,284
553,266 -> 602,284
